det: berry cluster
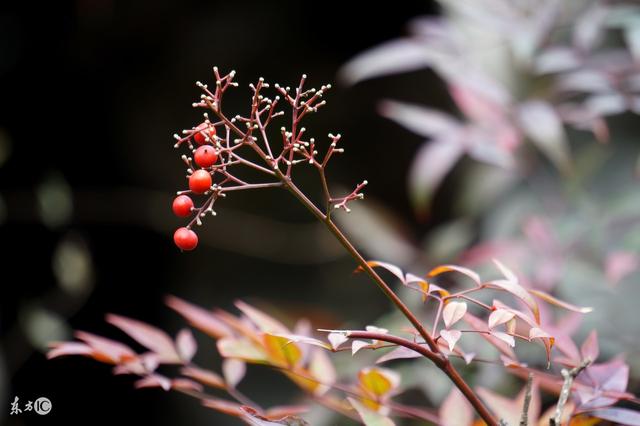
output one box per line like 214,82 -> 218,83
171,122 -> 219,250
169,68 -> 367,251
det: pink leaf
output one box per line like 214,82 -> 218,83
235,301 -> 289,334
440,388 -> 473,426
357,260 -> 405,284
181,366 -> 225,389
605,251 -> 639,286
581,330 -> 599,362
106,314 -> 180,363
327,332 -> 348,350
46,342 -> 94,360
165,295 -> 232,339
171,378 -> 203,392
222,358 -> 246,388
488,309 -> 515,329
408,136 -> 465,212
529,289 -> 593,313
176,328 -> 197,362
352,340 -> 369,356
378,100 -> 460,138
586,408 -> 640,426
440,329 -> 462,351
488,259 -> 540,323
74,331 -> 137,364
135,374 -> 172,391
376,346 -> 421,364
427,264 -> 481,286
443,301 -> 467,328
490,331 -> 515,348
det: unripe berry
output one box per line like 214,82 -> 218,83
193,123 -> 216,145
172,195 -> 194,217
189,170 -> 212,194
174,227 -> 198,251
194,145 -> 219,168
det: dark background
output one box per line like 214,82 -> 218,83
0,1 -> 441,425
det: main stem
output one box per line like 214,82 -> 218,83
280,179 -> 498,426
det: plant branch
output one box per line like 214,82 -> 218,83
550,358 -> 592,426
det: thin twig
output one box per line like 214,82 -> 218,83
520,373 -> 534,426
550,358 -> 592,426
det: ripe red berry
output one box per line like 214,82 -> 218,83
172,195 -> 194,217
194,146 -> 219,168
189,169 -> 212,194
193,123 -> 216,145
174,227 -> 198,251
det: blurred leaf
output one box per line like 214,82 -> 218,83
378,100 -> 459,138
307,349 -> 336,396
489,259 -> 540,323
72,331 -> 137,364
222,358 -> 246,388
263,334 -> 302,368
338,39 -> 431,85
334,197 -> 416,265
217,337 -> 268,363
376,346 -> 421,364
439,387 -> 472,426
175,329 -> 197,362
518,100 -> 571,173
489,331 -> 515,348
134,374 -> 171,391
106,314 -> 180,363
180,366 -> 225,389
535,47 -> 582,74
581,330 -> 599,362
408,136 -> 465,213
202,397 -> 244,416
358,367 -> 399,398
236,301 -> 289,334
529,289 -> 593,314
443,301 -> 467,328
166,295 -> 232,339
586,407 -> 640,425
476,381 -> 540,426
574,2 -> 609,51
348,398 -> 395,426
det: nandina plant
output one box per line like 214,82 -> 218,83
48,69 -> 640,426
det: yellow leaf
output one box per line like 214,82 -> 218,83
263,334 -> 302,368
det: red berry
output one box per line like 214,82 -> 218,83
193,123 -> 216,145
174,227 -> 198,251
194,146 -> 219,168
172,195 -> 194,217
189,169 -> 212,194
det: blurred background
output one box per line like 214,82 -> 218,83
2,1 -> 640,425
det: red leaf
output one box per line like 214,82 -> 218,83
106,314 -> 180,363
